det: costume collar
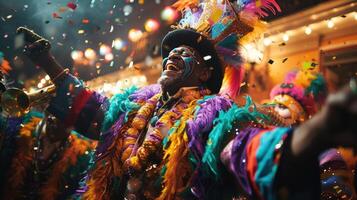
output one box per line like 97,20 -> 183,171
166,86 -> 211,104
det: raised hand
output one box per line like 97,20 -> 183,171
17,27 -> 65,83
17,27 -> 51,61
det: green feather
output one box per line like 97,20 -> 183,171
101,86 -> 139,132
202,96 -> 268,180
305,74 -> 327,99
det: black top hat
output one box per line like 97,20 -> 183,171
161,29 -> 223,94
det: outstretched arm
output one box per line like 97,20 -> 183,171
17,27 -> 64,84
221,83 -> 357,200
18,27 -> 107,140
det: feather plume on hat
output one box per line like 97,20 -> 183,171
165,0 -> 281,98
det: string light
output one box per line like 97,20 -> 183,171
283,33 -> 289,42
305,26 -> 312,35
327,19 -> 334,28
264,11 -> 356,44
263,38 -> 272,46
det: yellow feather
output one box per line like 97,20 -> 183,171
158,101 -> 197,200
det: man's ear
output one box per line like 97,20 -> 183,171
199,67 -> 212,82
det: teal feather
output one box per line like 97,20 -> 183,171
211,20 -> 234,39
217,34 -> 238,50
202,96 -> 268,180
162,119 -> 181,148
305,74 -> 327,100
23,111 -> 44,123
101,86 -> 139,132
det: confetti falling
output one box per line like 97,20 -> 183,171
67,2 -> 77,10
52,12 -> 62,19
82,18 -> 90,24
3,0 -> 353,96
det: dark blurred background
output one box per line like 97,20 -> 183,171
0,0 -> 329,87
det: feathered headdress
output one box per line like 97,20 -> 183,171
270,64 -> 328,119
161,0 -> 281,98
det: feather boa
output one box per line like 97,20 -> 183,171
82,118 -> 133,200
219,66 -> 245,98
2,115 -> 42,199
202,96 -> 267,179
2,113 -> 95,200
187,95 -> 232,159
102,86 -> 139,132
83,85 -> 161,200
40,133 -> 96,200
158,101 -> 198,200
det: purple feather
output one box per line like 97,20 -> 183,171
129,84 -> 161,102
186,95 -> 232,159
96,114 -> 125,160
186,95 -> 232,198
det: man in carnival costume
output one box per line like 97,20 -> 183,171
18,0 -> 357,200
0,73 -> 96,199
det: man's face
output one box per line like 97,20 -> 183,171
158,46 -> 211,95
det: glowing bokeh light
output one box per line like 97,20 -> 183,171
128,29 -> 143,42
283,33 -> 289,42
123,5 -> 133,16
327,19 -> 334,28
71,50 -> 84,60
113,38 -> 125,50
145,19 -> 160,32
161,6 -> 178,22
263,38 -> 272,46
84,48 -> 96,60
105,53 -> 114,61
305,26 -> 312,35
99,44 -> 111,56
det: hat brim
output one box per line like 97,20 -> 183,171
161,29 -> 223,94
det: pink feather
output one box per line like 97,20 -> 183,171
219,66 -> 245,98
243,0 -> 281,17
